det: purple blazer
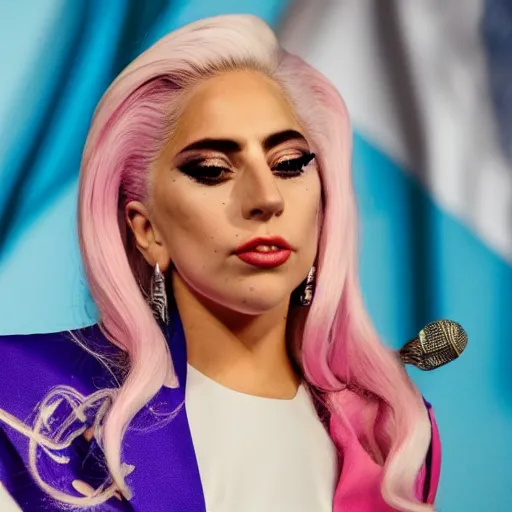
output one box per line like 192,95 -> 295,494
0,314 -> 440,511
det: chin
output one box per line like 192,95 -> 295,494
228,296 -> 288,316
214,282 -> 293,316
177,271 -> 298,316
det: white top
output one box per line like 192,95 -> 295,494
0,483 -> 21,512
185,365 -> 339,512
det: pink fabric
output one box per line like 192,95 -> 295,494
330,400 -> 441,511
413,406 -> 441,505
426,407 -> 442,504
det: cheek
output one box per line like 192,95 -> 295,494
302,177 -> 323,259
152,184 -> 240,308
290,173 -> 322,236
154,184 -> 227,263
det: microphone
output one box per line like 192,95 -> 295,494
399,319 -> 468,371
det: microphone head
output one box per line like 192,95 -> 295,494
399,319 -> 468,371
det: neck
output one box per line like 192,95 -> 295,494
172,272 -> 300,399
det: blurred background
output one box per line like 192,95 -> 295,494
0,1 -> 510,510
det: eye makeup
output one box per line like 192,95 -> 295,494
176,151 -> 316,186
272,152 -> 316,179
177,157 -> 232,185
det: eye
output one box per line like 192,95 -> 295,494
177,160 -> 232,185
273,152 -> 316,179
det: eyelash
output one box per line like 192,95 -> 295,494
177,152 -> 316,186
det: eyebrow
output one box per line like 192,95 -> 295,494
175,129 -> 308,155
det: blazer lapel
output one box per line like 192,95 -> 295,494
122,312 -> 206,512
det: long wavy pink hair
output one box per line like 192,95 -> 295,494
77,14 -> 432,511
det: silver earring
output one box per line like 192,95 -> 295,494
299,266 -> 316,306
149,263 -> 168,325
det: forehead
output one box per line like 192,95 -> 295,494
170,70 -> 303,150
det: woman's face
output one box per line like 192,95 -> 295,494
128,70 -> 322,315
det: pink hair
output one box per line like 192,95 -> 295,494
75,14 -> 432,511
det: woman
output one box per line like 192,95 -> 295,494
0,14 -> 440,512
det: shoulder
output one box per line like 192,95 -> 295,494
0,327 -> 128,511
328,391 -> 441,506
0,325 -> 121,418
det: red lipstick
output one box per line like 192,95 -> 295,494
234,236 -> 292,268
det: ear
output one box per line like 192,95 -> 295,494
125,200 -> 172,272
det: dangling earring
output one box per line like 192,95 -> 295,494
299,266 -> 316,306
149,263 -> 168,325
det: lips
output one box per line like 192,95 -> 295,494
234,236 -> 292,268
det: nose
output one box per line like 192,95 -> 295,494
240,162 -> 284,221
